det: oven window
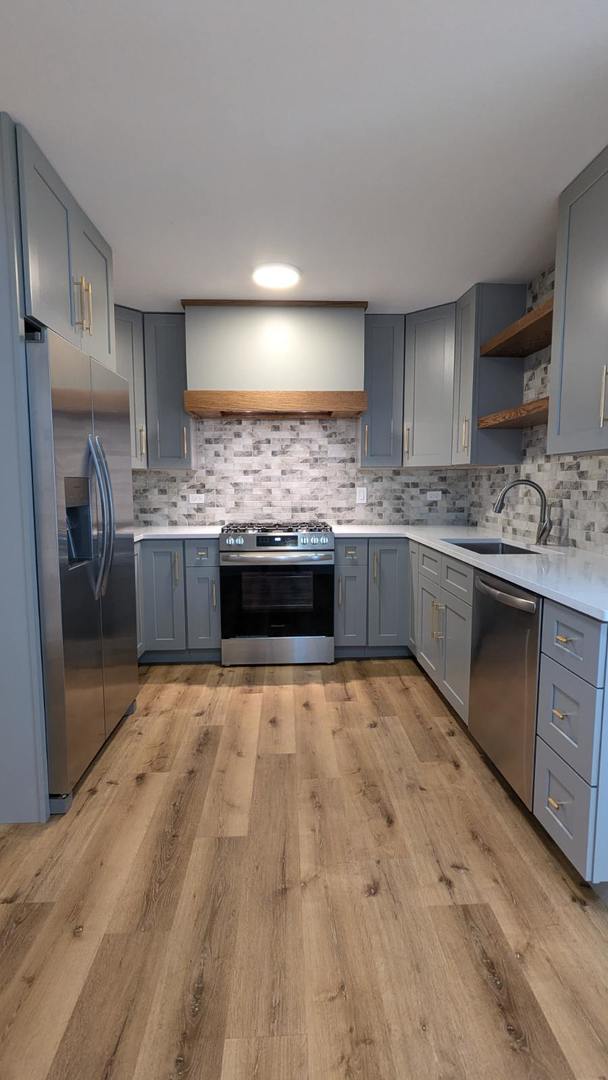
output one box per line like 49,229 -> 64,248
221,564 -> 333,639
242,571 -> 314,612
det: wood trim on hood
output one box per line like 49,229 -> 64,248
183,390 -> 368,418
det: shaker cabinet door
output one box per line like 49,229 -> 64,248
549,145 -> 608,454
141,541 -> 186,651
115,306 -> 147,468
403,303 -> 455,466
72,207 -> 115,369
335,564 -> 368,647
186,566 -> 221,649
368,539 -> 409,647
16,124 -> 80,346
144,313 -> 192,470
360,315 -> 404,467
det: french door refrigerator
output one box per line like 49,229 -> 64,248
27,329 -> 138,810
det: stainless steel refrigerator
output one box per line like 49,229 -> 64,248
27,329 -> 138,809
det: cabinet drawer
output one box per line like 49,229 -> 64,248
537,655 -> 604,784
419,544 -> 441,582
335,539 -> 368,567
185,539 -> 219,567
440,555 -> 473,605
542,600 -> 607,686
534,737 -> 597,879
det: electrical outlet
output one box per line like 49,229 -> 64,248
189,493 -> 205,504
426,490 -> 442,502
356,486 -> 367,505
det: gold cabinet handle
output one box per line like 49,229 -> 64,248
404,424 -> 411,459
156,417 -> 161,454
85,279 -> 93,335
138,425 -> 146,458
197,548 -> 208,559
372,551 -> 379,583
338,575 -> 343,607
547,796 -> 561,812
211,579 -> 217,609
183,425 -> 188,459
345,546 -> 357,559
601,365 -> 608,428
551,707 -> 567,721
364,423 -> 369,458
555,634 -> 572,645
432,602 -> 445,640
173,550 -> 180,586
73,275 -> 87,328
462,417 -> 469,451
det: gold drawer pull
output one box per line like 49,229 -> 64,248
551,707 -> 568,721
547,796 -> 561,812
345,547 -> 357,558
197,549 -> 209,559
555,634 -> 572,645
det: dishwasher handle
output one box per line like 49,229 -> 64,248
475,576 -> 537,614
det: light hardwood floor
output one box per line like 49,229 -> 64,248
1,659 -> 607,1079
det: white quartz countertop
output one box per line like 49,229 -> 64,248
133,523 -> 608,620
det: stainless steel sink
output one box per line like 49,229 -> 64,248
445,539 -> 534,555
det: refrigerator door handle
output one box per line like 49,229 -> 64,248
88,434 -> 109,600
95,436 -> 116,597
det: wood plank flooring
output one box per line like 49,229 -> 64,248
0,658 -> 607,1078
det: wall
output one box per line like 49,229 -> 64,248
133,418 -> 469,526
468,267 -> 608,551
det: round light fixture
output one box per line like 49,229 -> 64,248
252,263 -> 300,289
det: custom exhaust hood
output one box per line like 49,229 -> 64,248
182,300 -> 368,418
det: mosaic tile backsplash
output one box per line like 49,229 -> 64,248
133,419 -> 470,526
133,268 -> 608,551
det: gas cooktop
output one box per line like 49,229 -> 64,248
221,520 -> 331,534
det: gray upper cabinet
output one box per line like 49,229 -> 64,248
548,144 -> 608,454
144,313 -> 192,470
115,306 -> 147,468
403,303 -> 455,466
141,540 -> 186,651
368,539 -> 408,647
72,207 -> 115,369
451,283 -> 527,466
16,124 -> 115,368
360,315 -> 404,467
16,124 -> 80,347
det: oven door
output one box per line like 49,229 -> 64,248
220,550 -> 334,664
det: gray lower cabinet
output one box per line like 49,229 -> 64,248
534,736 -> 598,880
417,574 -> 442,682
335,564 -> 368,647
440,592 -> 472,720
144,313 -> 192,470
451,283 -> 527,466
16,122 -> 115,368
548,143 -> 608,454
186,566 -> 221,648
115,306 -> 146,468
368,539 -> 409,648
415,546 -> 472,722
403,303 -> 455,466
134,543 -> 145,658
408,541 -> 418,652
360,315 -> 404,467
140,540 -> 186,651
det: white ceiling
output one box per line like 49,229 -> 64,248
2,1 -> 608,312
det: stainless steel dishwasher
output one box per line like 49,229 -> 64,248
469,572 -> 541,809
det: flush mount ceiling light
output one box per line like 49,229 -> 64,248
252,263 -> 301,289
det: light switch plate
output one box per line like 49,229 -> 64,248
356,486 -> 367,505
426,490 -> 442,502
189,493 -> 205,504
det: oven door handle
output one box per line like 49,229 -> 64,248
220,550 -> 334,566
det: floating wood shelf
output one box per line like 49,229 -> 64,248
480,295 -> 554,358
477,397 -> 549,430
184,389 -> 368,419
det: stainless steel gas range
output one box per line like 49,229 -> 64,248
219,521 -> 335,665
